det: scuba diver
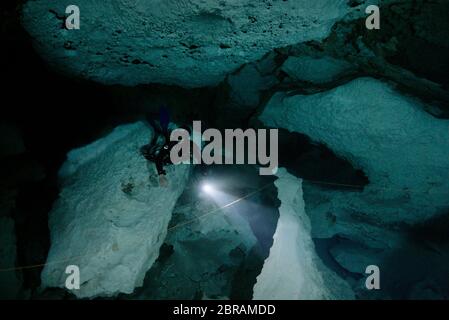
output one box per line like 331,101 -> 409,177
140,106 -> 191,187
140,106 -> 174,187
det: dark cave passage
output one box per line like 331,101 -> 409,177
276,129 -> 369,190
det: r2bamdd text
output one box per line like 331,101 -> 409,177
173,304 -> 276,317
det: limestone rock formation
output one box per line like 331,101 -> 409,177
281,56 -> 353,84
259,78 -> 449,298
22,0 -> 349,87
260,77 -> 449,225
41,121 -> 191,298
253,168 -> 354,300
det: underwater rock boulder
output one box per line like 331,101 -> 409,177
41,121 -> 190,298
21,0 -> 348,88
227,50 -> 283,108
260,77 -> 449,225
216,58 -> 280,127
253,168 -> 353,300
228,63 -> 278,108
328,239 -> 384,275
281,55 -> 353,84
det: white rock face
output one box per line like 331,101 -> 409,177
253,168 -> 353,300
0,217 -> 22,299
260,78 -> 449,225
41,121 -> 191,298
22,0 -> 348,88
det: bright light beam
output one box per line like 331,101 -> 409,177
202,183 -> 215,195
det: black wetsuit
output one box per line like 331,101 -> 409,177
140,131 -> 174,175
141,113 -> 182,176
141,112 -> 190,175
154,138 -> 178,175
